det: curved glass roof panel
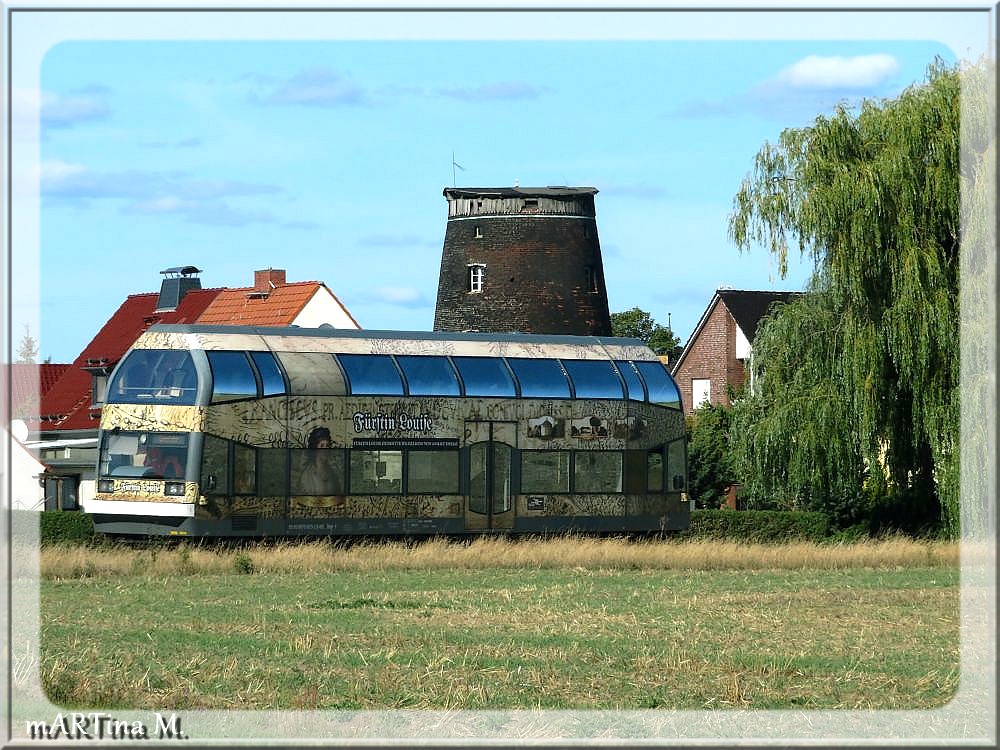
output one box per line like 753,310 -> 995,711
506,358 -> 571,399
251,351 -> 286,396
452,356 -> 516,397
337,353 -> 404,396
562,359 -> 625,399
396,355 -> 461,397
634,360 -> 681,409
208,351 -> 258,402
614,360 -> 646,402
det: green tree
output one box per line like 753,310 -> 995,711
16,325 -> 39,364
610,307 -> 682,361
686,402 -> 738,509
729,59 -> 970,536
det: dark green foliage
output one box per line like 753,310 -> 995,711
686,509 -> 829,543
233,552 -> 255,575
610,307 -> 682,361
728,59 -> 976,538
39,511 -> 96,545
686,403 -> 737,509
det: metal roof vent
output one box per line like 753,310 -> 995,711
156,266 -> 202,312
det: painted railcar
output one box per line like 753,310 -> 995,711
86,325 -> 688,537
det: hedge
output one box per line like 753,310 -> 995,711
38,511 -> 96,545
684,509 -> 829,543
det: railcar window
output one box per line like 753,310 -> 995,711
276,352 -> 347,396
407,450 -> 460,493
521,451 -> 570,493
614,360 -> 646,402
99,432 -> 189,479
562,359 -> 625,399
233,443 -> 257,495
396,356 -> 461,397
107,349 -> 198,405
634,361 -> 682,408
201,435 -> 230,495
258,448 -> 289,496
292,448 -> 345,495
251,351 -> 287,396
574,451 -> 623,493
647,449 -> 665,492
452,357 -> 516,397
506,358 -> 571,398
350,450 -> 402,494
338,354 -> 404,396
667,439 -> 687,491
208,351 -> 258,402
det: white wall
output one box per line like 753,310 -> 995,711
4,425 -> 45,511
292,287 -> 360,329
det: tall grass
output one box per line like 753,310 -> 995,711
40,535 -> 958,580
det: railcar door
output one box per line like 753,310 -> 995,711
465,421 -> 516,532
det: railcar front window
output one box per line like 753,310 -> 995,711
100,432 -> 189,479
452,357 -> 516,397
338,354 -> 404,396
107,350 -> 198,405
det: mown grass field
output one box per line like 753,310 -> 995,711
38,536 -> 960,711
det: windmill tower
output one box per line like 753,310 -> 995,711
432,186 -> 613,336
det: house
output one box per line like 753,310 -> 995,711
30,266 -> 359,510
5,364 -> 68,510
671,288 -> 800,416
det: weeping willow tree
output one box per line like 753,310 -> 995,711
729,59 -> 967,536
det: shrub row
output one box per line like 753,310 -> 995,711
35,509 -> 830,546
38,511 -> 96,545
684,509 -> 830,543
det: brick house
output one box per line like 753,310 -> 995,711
671,289 -> 800,416
28,266 -> 359,510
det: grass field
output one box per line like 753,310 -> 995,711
38,536 -> 960,711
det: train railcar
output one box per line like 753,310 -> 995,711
85,325 -> 688,537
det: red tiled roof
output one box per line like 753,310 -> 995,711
195,281 -> 321,326
39,288 -> 222,432
7,363 -> 70,422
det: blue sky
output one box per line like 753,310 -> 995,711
9,7 -> 990,363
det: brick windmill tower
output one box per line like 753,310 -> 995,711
433,186 -> 613,336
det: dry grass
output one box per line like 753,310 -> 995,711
40,535 -> 959,580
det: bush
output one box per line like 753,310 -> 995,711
685,509 -> 829,543
39,511 -> 96,545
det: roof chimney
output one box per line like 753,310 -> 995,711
254,268 -> 286,291
156,266 -> 202,312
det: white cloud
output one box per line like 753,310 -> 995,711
775,54 -> 900,90
372,286 -> 428,308
258,68 -> 368,107
41,86 -> 111,128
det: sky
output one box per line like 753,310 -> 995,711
7,5 -> 992,364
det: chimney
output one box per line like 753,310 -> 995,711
156,266 -> 202,312
254,268 -> 286,291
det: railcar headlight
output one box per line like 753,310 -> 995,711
97,479 -> 115,493
164,481 -> 186,497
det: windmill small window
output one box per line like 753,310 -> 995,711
468,264 -> 486,293
474,225 -> 483,238
585,265 -> 599,293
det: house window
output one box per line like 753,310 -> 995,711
469,264 -> 486,293
474,225 -> 483,238
91,374 -> 109,407
692,378 -> 711,408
